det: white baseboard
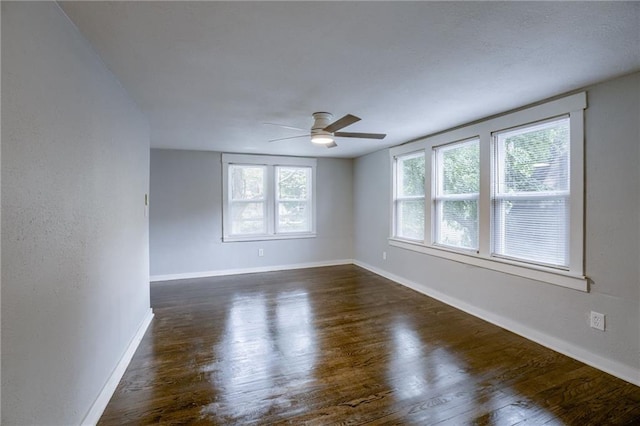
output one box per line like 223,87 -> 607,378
150,259 -> 354,282
353,260 -> 640,387
81,308 -> 154,426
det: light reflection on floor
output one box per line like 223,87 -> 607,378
200,290 -> 316,422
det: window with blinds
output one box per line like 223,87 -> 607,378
394,152 -> 425,241
434,138 -> 480,250
389,93 -> 585,289
492,117 -> 570,268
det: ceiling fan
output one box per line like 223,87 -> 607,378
265,112 -> 386,148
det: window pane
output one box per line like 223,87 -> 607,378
434,138 -> 479,249
437,200 -> 478,249
498,118 -> 569,194
276,166 -> 312,234
493,117 -> 570,267
277,167 -> 310,200
441,141 -> 479,194
230,165 -> 265,200
398,154 -> 425,197
231,202 -> 265,235
397,200 -> 424,240
494,199 -> 567,267
277,201 -> 310,233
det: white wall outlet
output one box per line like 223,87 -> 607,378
258,248 -> 264,257
382,251 -> 387,260
590,311 -> 605,331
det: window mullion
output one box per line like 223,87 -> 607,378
568,109 -> 584,274
266,165 -> 275,235
431,148 -> 440,246
424,150 -> 433,245
478,133 -> 491,257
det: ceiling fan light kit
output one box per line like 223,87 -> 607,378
267,111 -> 386,148
311,134 -> 334,145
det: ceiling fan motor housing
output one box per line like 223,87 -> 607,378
311,112 -> 334,137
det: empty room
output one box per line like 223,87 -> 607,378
2,1 -> 640,425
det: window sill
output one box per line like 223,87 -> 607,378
223,233 -> 317,243
388,238 -> 588,292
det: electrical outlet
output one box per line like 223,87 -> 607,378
258,248 -> 264,257
382,251 -> 387,260
590,311 -> 605,331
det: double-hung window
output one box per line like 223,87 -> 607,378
390,92 -> 586,291
433,138 -> 480,250
393,152 -> 425,241
223,154 -> 316,241
275,166 -> 313,234
228,164 -> 267,235
492,117 -> 570,268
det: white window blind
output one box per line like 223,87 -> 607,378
433,138 -> 480,250
394,152 -> 425,241
492,116 -> 570,268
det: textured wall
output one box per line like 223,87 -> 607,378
149,150 -> 353,276
2,3 -> 150,424
354,72 -> 640,381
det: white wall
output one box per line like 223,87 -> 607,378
150,149 -> 353,278
354,72 -> 640,384
2,3 -> 151,424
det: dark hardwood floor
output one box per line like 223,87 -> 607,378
99,265 -> 640,425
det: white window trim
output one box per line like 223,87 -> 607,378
391,150 -> 426,243
222,153 -> 317,242
389,92 -> 587,292
433,137 -> 480,251
491,116 -> 572,269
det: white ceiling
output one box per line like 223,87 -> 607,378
60,1 -> 640,159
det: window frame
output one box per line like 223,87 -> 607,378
392,150 -> 426,242
432,137 -> 480,252
274,165 -> 313,234
389,92 -> 587,291
222,154 -> 317,242
491,116 -> 571,269
227,164 -> 268,236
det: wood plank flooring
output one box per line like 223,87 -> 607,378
99,265 -> 640,425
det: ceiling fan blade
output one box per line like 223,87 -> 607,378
334,131 -> 386,140
323,114 -> 361,133
263,122 -> 305,131
326,141 -> 338,148
268,135 -> 310,143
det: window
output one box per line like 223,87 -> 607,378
393,152 -> 425,241
276,166 -> 312,234
433,138 -> 479,250
229,165 -> 267,235
492,117 -> 570,268
389,92 -> 586,291
223,154 -> 316,241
